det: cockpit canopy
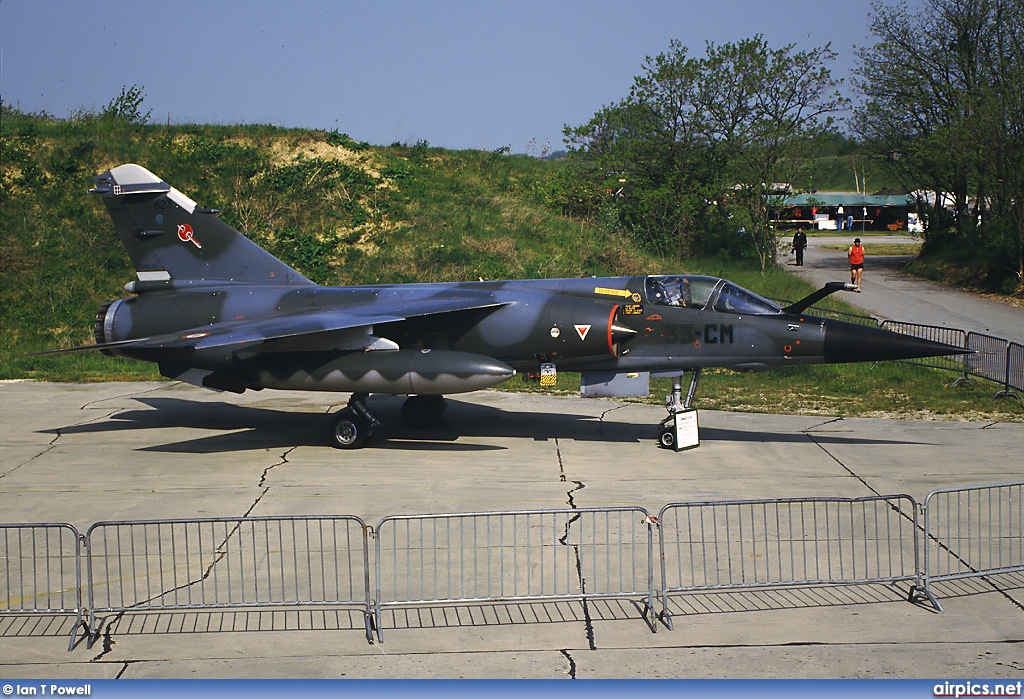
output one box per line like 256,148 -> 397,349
644,275 -> 781,315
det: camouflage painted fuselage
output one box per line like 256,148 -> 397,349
87,164 -> 961,397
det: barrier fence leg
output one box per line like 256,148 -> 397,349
907,582 -> 944,612
994,353 -> 1020,399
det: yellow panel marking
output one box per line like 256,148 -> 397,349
594,287 -> 634,298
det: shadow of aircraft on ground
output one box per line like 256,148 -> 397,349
44,395 -> 930,455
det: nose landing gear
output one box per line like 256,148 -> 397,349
657,368 -> 701,450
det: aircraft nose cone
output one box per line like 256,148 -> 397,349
823,320 -> 969,364
611,322 -> 638,344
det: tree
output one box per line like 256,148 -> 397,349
564,37 -> 845,270
854,0 -> 1024,290
696,38 -> 846,271
100,85 -> 151,125
564,59 -> 718,259
978,1 -> 1024,290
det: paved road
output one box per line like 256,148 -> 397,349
3,382 -> 1023,679
783,234 -> 1024,345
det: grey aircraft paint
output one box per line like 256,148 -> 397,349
53,164 -> 967,448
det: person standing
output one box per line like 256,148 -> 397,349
792,228 -> 808,266
848,237 -> 865,292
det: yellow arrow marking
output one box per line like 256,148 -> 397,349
594,287 -> 634,298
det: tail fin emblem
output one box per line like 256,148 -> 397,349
177,223 -> 202,248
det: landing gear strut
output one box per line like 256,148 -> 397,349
658,369 -> 701,449
328,394 -> 450,449
329,393 -> 380,449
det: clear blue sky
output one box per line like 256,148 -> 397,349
1,0 -> 901,152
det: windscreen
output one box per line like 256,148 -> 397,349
711,283 -> 781,315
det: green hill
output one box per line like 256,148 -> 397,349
0,108 -> 690,380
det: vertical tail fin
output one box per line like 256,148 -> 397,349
91,164 -> 311,285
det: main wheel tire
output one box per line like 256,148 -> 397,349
658,428 -> 675,449
330,408 -> 371,449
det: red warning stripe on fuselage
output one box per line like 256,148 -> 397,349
607,304 -> 619,357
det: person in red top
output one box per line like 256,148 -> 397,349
848,237 -> 865,292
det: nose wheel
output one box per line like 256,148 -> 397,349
657,427 -> 677,449
329,393 -> 380,449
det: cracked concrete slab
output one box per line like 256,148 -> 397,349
2,381 -> 1023,678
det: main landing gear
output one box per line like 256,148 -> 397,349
329,393 -> 380,449
657,369 -> 701,449
328,394 -> 449,449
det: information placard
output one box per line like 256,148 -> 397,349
673,408 -> 700,451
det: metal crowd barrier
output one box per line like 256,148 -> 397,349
995,342 -> 1023,399
957,332 -> 1010,393
85,516 -> 373,644
7,486 -> 1024,649
373,508 -> 657,641
1,523 -> 85,650
878,320 -> 968,373
921,481 -> 1024,612
877,322 -> 1022,398
656,496 -> 927,628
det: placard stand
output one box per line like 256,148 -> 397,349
658,408 -> 699,451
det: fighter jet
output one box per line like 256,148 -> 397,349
53,164 -> 965,448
